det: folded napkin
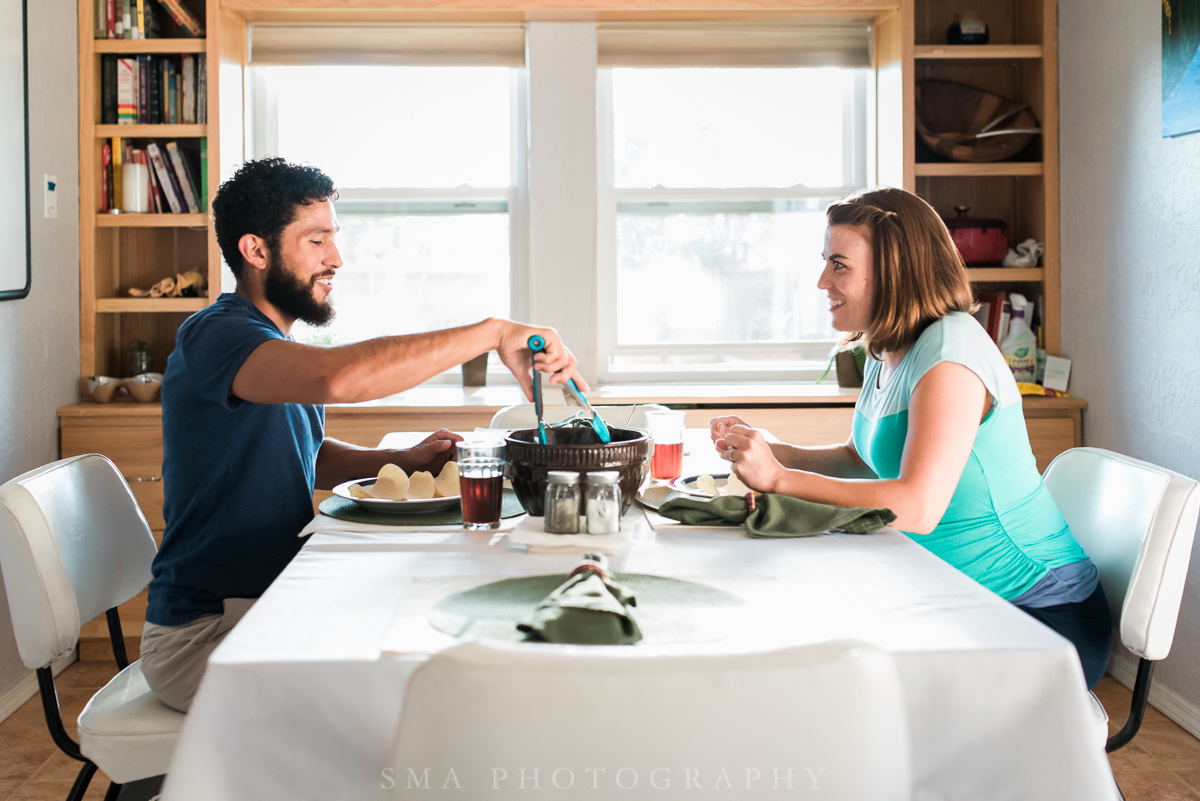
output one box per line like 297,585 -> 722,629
517,554 -> 643,645
657,494 -> 895,538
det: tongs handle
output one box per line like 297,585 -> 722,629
527,335 -> 611,444
528,336 -> 549,444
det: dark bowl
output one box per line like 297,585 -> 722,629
505,427 -> 650,517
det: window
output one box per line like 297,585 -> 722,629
599,66 -> 867,379
252,63 -> 521,350
249,22 -> 870,383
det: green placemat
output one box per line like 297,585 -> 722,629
319,489 -> 525,527
429,574 -> 742,645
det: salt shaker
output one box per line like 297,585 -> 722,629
584,471 -> 621,534
544,471 -> 581,534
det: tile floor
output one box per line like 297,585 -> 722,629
1,662 -> 1200,799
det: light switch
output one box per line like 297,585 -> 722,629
44,174 -> 57,219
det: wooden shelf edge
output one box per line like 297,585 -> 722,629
95,213 -> 208,228
967,268 -> 1044,282
914,44 -> 1043,59
95,124 -> 206,138
915,162 -> 1043,177
95,298 -> 208,313
93,38 -> 206,54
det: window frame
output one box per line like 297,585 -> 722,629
594,66 -> 870,383
248,65 -> 530,383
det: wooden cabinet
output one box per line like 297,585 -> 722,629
901,0 -> 1061,353
76,0 -> 244,384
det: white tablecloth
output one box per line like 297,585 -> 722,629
161,431 -> 1116,800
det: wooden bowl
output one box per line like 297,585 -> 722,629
915,80 -> 1040,163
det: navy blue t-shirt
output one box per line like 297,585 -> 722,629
147,293 -> 324,626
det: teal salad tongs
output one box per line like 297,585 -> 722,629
527,336 -> 611,444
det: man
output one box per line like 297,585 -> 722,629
141,158 -> 584,711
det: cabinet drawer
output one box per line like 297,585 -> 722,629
61,419 -> 163,479
128,478 -> 165,530
1026,417 -> 1078,474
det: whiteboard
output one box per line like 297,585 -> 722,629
0,0 -> 29,300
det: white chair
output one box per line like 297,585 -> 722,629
0,454 -> 184,801
488,403 -> 671,431
1043,447 -> 1200,754
390,639 -> 910,800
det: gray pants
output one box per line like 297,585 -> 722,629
140,598 -> 256,712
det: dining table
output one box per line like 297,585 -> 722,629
160,428 -> 1117,800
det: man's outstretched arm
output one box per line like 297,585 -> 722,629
230,318 -> 584,405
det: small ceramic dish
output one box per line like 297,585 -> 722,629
87,376 -> 122,403
125,372 -> 163,402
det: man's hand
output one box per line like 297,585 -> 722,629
392,429 -> 462,475
495,322 -> 588,402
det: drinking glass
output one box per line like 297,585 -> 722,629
644,410 -> 686,481
456,440 -> 505,462
458,457 -> 505,530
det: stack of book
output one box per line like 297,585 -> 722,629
101,139 -> 207,215
973,291 -> 1044,347
102,53 -> 206,125
95,0 -> 203,39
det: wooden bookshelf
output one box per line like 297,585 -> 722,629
77,0 -> 233,381
882,0 -> 1061,354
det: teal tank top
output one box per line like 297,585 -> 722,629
851,312 -> 1093,602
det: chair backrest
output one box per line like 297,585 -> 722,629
488,403 -> 671,431
1043,447 -> 1200,660
0,454 -> 157,669
392,639 -> 910,800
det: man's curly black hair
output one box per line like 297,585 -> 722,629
212,158 -> 338,279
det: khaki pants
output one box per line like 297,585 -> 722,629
140,598 -> 256,712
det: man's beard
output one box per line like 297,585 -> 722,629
264,252 -> 335,327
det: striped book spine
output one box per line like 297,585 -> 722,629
116,58 -> 136,124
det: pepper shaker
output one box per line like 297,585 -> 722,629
544,471 -> 581,534
584,471 -> 622,535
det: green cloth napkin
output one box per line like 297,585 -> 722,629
657,494 -> 896,538
517,555 -> 643,645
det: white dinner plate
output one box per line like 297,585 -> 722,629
668,473 -> 732,498
332,478 -> 461,513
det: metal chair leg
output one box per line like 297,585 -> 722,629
102,781 -> 124,801
65,761 -> 97,801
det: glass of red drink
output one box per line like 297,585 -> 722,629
458,457 -> 505,530
644,410 -> 686,481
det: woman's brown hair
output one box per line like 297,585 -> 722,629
826,187 -> 975,358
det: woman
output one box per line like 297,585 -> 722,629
712,187 -> 1110,688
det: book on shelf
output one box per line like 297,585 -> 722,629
166,61 -> 177,124
147,56 -> 161,124
116,58 -> 136,124
153,0 -> 203,37
94,0 -> 107,38
145,151 -> 163,212
137,55 -> 150,123
146,143 -> 183,213
165,142 -> 200,213
100,142 -> 112,212
197,53 -> 207,124
106,0 -> 116,38
101,55 -> 117,125
135,0 -> 146,39
199,137 -> 207,211
111,138 -> 124,211
181,55 -> 195,125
